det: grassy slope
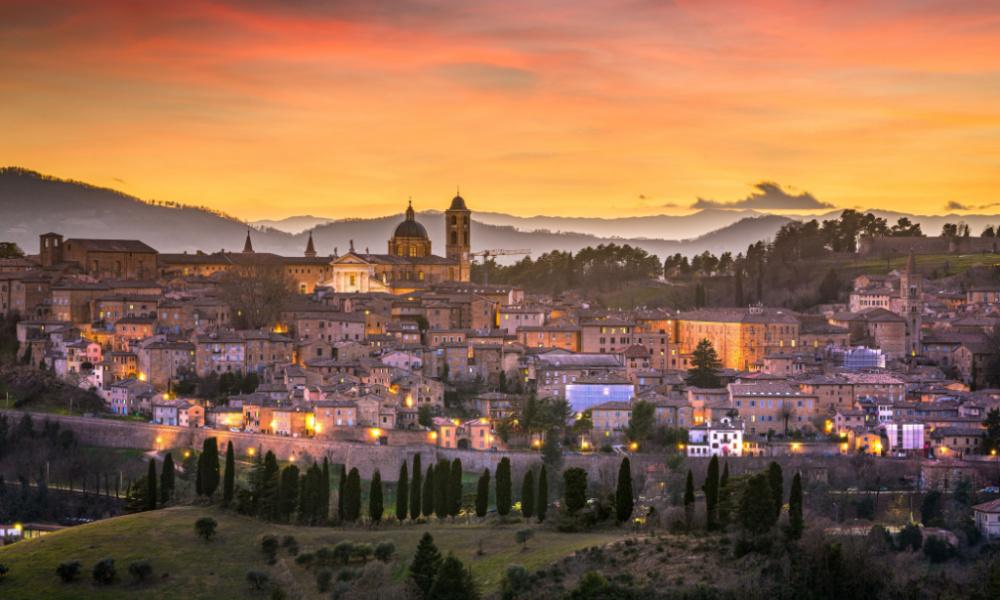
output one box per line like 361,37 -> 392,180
0,505 -> 628,599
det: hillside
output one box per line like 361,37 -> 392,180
0,506 -> 628,599
0,168 -> 793,259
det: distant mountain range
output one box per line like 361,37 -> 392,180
2,168 -> 998,264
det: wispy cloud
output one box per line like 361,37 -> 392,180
945,201 -> 969,211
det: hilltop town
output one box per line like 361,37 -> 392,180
2,195 -> 1000,598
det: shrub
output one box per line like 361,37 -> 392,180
195,517 -> 218,541
295,552 -> 315,568
316,568 -> 334,592
0,563 -> 8,580
261,535 -> 279,564
92,558 -> 116,585
281,535 -> 297,548
374,541 -> 395,563
515,528 -> 534,549
270,586 -> 286,600
501,564 -> 531,600
352,543 -> 374,563
246,570 -> 269,591
56,560 -> 82,583
128,560 -> 153,583
923,536 -> 955,563
332,541 -> 354,565
336,568 -> 359,582
897,523 -> 923,552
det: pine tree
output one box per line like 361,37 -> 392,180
767,461 -> 783,525
495,457 -> 512,516
615,456 -> 634,524
320,458 -> 330,523
686,339 -> 722,388
520,469 -> 535,519
684,469 -> 695,528
278,465 -> 300,521
787,471 -> 804,541
145,458 -> 157,511
409,532 -> 442,599
718,461 -> 731,527
422,464 -> 435,518
337,464 -> 347,521
259,451 -> 280,521
434,459 -> 450,518
159,452 -> 174,504
734,268 -> 744,306
396,461 -> 409,521
536,464 -> 548,523
370,469 -> 384,523
704,455 -> 719,530
223,441 -> 235,506
410,453 -> 423,521
448,458 -> 463,517
475,468 -> 490,518
344,467 -> 361,522
428,553 -> 477,600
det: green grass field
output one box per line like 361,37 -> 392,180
0,505 -> 630,599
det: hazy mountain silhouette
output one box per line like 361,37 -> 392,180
8,168 -> 989,263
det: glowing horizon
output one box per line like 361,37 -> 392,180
2,0 -> 999,220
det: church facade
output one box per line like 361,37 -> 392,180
331,195 -> 472,294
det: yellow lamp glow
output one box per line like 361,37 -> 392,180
429,431 -> 438,441
369,428 -> 382,438
247,447 -> 256,457
629,442 -> 639,452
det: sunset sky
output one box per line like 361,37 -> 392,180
2,0 -> 1000,220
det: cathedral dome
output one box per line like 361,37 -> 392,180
393,201 -> 429,239
449,194 -> 468,210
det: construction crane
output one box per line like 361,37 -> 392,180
470,249 -> 531,285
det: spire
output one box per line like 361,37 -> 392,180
304,232 -> 316,258
905,249 -> 916,274
242,229 -> 254,253
406,198 -> 415,221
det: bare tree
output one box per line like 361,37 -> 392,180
220,259 -> 295,329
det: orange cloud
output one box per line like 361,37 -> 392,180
2,0 -> 1000,219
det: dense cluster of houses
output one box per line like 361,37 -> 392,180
2,229 -> 999,466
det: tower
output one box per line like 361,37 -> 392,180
445,191 -> 471,282
899,250 -> 923,356
39,232 -> 64,268
242,229 -> 254,254
304,232 -> 316,258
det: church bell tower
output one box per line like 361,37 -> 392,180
445,191 -> 471,282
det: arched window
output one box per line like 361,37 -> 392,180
418,271 -> 425,281
451,215 -> 457,226
451,231 -> 458,244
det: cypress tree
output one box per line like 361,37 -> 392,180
767,461 -> 783,525
344,467 -> 361,522
684,469 -> 695,528
337,464 -> 347,521
259,451 -> 280,521
200,438 -> 220,499
521,470 -> 535,519
434,459 -> 449,518
495,457 -> 512,516
159,452 -> 174,504
145,458 -> 157,511
475,468 -> 490,518
320,458 -> 331,522
195,452 -> 204,496
249,446 -> 264,513
739,472 -> 774,536
409,532 -> 442,599
787,471 -> 804,540
223,441 -> 235,506
704,455 -> 719,530
278,464 -> 300,521
616,456 -> 634,524
370,469 -> 384,523
422,464 -> 435,517
718,461 -> 731,527
537,464 -> 548,523
297,469 -> 310,522
734,268 -> 744,306
396,461 -> 409,520
448,458 -> 463,517
409,453 -> 423,520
